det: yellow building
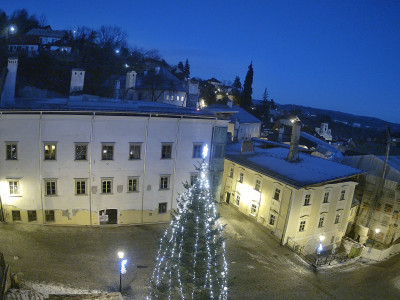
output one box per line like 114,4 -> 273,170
222,142 -> 363,253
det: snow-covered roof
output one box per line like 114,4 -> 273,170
226,143 -> 363,189
26,28 -> 66,38
2,96 -> 215,119
203,104 -> 261,124
300,132 -> 343,160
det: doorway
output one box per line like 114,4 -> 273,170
226,192 -> 231,204
99,209 -> 118,225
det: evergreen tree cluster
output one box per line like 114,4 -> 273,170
149,157 -> 228,299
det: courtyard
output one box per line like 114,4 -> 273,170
0,204 -> 399,299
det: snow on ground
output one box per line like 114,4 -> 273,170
24,281 -> 104,298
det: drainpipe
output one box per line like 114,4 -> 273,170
281,187 -> 294,245
170,116 -> 182,214
89,112 -> 95,225
39,112 -> 45,224
141,115 -> 151,224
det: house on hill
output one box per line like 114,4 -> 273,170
26,27 -> 67,45
222,140 -> 363,253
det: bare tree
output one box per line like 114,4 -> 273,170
96,25 -> 127,49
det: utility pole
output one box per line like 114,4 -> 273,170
365,125 -> 391,228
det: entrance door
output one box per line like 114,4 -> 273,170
226,192 -> 231,204
106,209 -> 118,224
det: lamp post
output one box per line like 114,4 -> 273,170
372,228 -> 380,249
317,235 -> 324,255
118,251 -> 127,293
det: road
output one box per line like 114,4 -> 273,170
0,204 -> 399,299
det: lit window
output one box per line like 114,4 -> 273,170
340,190 -> 346,201
9,181 -> 19,195
299,221 -> 306,232
238,173 -> 244,183
129,144 -> 141,160
45,180 -> 57,196
273,188 -> 281,201
250,204 -> 257,215
102,179 -> 113,194
335,214 -> 340,224
161,144 -> 172,159
159,202 -> 167,214
304,194 -> 311,206
229,167 -> 234,178
44,143 -> 56,160
269,214 -> 276,226
45,210 -> 55,222
28,210 -> 37,222
75,143 -> 88,160
6,143 -> 17,160
160,175 -> 170,190
190,174 -> 198,186
255,179 -> 261,192
12,210 -> 21,222
235,194 -> 240,206
318,217 -> 324,228
128,177 -> 138,192
102,144 -> 114,160
323,192 -> 329,203
166,94 -> 170,100
75,179 -> 87,195
192,144 -> 203,158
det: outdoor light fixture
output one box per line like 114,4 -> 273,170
117,251 -> 126,293
202,144 -> 208,159
118,251 -> 124,259
375,228 -> 380,234
10,26 -> 15,32
115,49 -> 120,54
319,235 -> 325,242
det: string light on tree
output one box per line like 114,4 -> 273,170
148,144 -> 228,299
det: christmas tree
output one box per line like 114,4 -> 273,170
148,145 -> 228,299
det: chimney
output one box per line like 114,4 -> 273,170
114,80 -> 120,99
241,139 -> 254,153
287,118 -> 301,162
227,99 -> 233,108
1,57 -> 18,107
69,69 -> 85,99
125,71 -> 137,91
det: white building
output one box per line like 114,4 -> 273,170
315,123 -> 332,141
0,58 -> 228,226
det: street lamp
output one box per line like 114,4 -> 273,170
317,235 -> 325,254
117,251 -> 127,293
372,228 -> 380,249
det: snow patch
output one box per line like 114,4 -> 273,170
24,281 -> 104,298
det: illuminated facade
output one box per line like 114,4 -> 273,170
221,143 -> 362,253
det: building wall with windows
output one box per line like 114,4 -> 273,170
0,112 -> 226,226
222,158 -> 358,253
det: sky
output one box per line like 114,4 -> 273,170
2,0 -> 400,123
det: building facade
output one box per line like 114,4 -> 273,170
221,143 -> 362,253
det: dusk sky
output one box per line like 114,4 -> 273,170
3,1 -> 400,123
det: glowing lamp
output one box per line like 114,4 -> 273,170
375,228 -> 380,234
202,144 -> 208,159
118,251 -> 124,259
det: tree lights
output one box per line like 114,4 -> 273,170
148,145 -> 228,299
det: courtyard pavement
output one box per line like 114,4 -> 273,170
0,204 -> 399,299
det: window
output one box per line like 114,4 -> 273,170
9,181 -> 19,195
160,175 -> 170,190
161,144 -> 172,159
323,192 -> 329,203
255,179 -> 261,192
213,144 -> 225,158
102,144 -> 114,160
102,179 -> 113,194
192,144 -> 203,158
269,214 -> 276,226
250,204 -> 257,215
304,194 -> 311,206
44,143 -> 56,160
12,210 -> 21,222
129,144 -> 141,160
235,194 -> 240,206
166,94 -> 170,100
190,174 -> 198,186
6,143 -> 17,160
229,167 -> 234,178
75,179 -> 87,195
299,221 -> 306,232
158,202 -> 167,214
128,177 -> 138,192
334,214 -> 340,224
318,217 -> 324,228
273,188 -> 281,201
45,210 -> 55,222
238,173 -> 244,183
45,180 -> 57,196
28,210 -> 37,222
75,143 -> 88,160
340,190 -> 346,201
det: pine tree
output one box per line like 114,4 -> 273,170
148,147 -> 228,299
231,76 -> 242,105
184,59 -> 190,79
240,62 -> 254,111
